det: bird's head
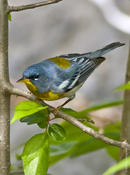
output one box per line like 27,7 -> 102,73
17,65 -> 41,84
16,64 -> 46,94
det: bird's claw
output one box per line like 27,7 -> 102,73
53,106 -> 62,116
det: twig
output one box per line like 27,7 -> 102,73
7,84 -> 130,150
7,0 -> 62,13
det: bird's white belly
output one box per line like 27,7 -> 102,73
64,82 -> 84,98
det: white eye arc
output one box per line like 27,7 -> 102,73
29,74 -> 39,80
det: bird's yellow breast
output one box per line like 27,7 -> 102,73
39,91 -> 64,100
24,79 -> 64,101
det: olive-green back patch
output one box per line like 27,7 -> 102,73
49,57 -> 70,69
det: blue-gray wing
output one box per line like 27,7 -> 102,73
50,61 -> 80,93
51,56 -> 105,93
51,42 -> 124,92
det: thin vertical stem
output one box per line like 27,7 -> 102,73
118,44 -> 130,175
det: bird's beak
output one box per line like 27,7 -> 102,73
16,77 -> 29,83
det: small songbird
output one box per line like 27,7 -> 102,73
17,42 -> 124,106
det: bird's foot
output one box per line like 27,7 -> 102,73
58,95 -> 75,108
53,95 -> 75,116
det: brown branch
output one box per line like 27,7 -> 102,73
6,84 -> 130,150
0,0 -> 10,174
55,111 -> 130,150
7,0 -> 62,13
118,43 -> 130,175
7,84 -> 35,100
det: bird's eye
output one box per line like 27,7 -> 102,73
30,75 -> 39,80
34,77 -> 38,81
34,75 -> 39,80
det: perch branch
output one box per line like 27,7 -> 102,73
7,0 -> 62,13
7,84 -> 130,150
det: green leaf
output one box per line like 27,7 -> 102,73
71,132 -> 120,157
104,132 -> 120,141
61,121 -> 98,142
61,108 -> 94,123
49,141 -> 77,166
115,81 -> 130,91
103,122 -> 121,141
104,122 -> 121,133
106,146 -> 120,161
22,132 -> 49,175
16,153 -> 22,160
49,121 -> 99,163
11,101 -> 48,124
48,121 -> 98,165
71,123 -> 120,157
104,122 -> 121,161
10,165 -> 22,171
61,108 -> 85,118
20,109 -> 49,128
103,156 -> 130,175
48,121 -> 121,166
50,142 -> 76,156
8,13 -> 11,21
79,100 -> 123,115
71,137 -> 107,157
48,123 -> 66,141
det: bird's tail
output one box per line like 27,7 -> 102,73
82,42 -> 125,59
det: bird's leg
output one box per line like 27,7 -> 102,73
59,98 -> 73,108
57,94 -> 75,110
53,95 -> 75,116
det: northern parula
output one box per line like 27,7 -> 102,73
17,42 -> 124,103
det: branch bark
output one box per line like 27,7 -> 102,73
118,44 -> 130,175
0,0 -> 10,174
7,0 -> 62,13
56,111 -> 130,150
7,85 -> 130,151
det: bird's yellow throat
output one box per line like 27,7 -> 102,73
17,78 -> 64,100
